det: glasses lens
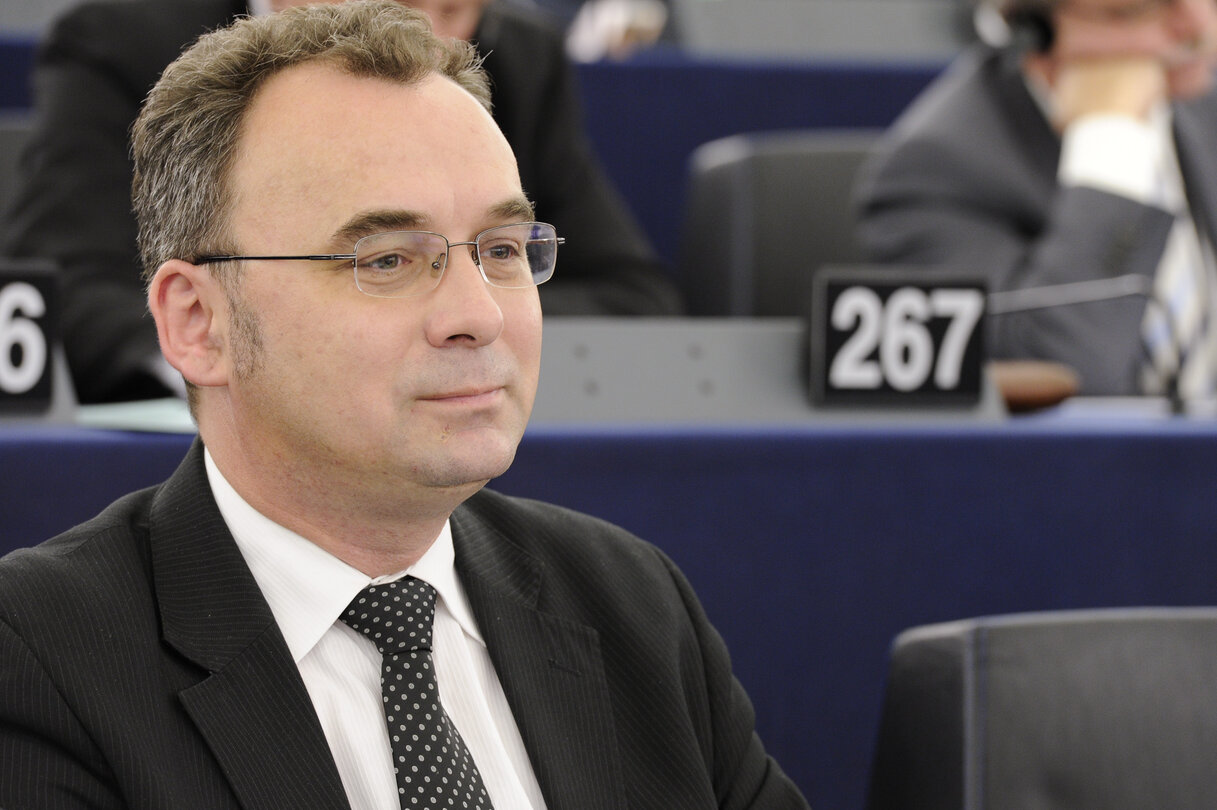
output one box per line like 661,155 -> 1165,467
352,224 -> 559,297
354,231 -> 448,298
478,222 -> 559,288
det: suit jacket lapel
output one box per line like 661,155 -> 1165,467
150,441 -> 350,810
1174,98 -> 1217,247
452,497 -> 627,810
990,48 -> 1062,183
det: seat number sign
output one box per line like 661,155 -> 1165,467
0,266 -> 57,413
810,271 -> 985,406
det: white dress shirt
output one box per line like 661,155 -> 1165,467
1058,107 -> 1166,209
204,450 -> 546,810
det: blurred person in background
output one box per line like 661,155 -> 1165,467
855,0 -> 1217,397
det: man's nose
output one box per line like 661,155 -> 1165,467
424,241 -> 504,347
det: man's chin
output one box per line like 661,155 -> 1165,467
421,431 -> 521,488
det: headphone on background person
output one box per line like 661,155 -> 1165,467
973,0 -> 1057,53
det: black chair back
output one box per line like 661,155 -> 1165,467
869,608 -> 1217,810
679,129 -> 878,317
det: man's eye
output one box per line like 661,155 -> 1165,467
481,244 -> 516,260
362,251 -> 426,274
367,253 -> 405,272
482,243 -> 521,262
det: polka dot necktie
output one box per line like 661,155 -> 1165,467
341,577 -> 495,809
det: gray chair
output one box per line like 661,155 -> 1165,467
678,129 -> 878,316
867,608 -> 1217,810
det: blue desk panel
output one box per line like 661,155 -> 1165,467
0,35 -> 35,110
4,418 -> 1217,810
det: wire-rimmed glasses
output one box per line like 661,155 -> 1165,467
195,221 -> 563,298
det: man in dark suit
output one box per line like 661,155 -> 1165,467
2,0 -> 682,405
0,3 -> 807,808
854,0 -> 1217,396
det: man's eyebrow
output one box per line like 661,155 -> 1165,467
329,198 -> 536,248
490,197 -> 536,223
332,210 -> 429,248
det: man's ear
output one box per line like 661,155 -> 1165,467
147,259 -> 231,388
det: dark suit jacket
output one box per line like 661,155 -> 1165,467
2,0 -> 683,404
853,45 -> 1217,395
0,441 -> 807,809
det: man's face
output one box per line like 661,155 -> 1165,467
215,62 -> 541,498
1050,0 -> 1217,98
269,0 -> 490,41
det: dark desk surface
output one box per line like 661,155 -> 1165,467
5,412 -> 1217,810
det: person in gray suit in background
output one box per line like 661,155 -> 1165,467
854,0 -> 1217,396
0,4 -> 808,808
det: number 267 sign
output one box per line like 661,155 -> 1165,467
810,270 -> 986,406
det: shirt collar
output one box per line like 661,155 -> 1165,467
203,448 -> 485,663
247,0 -> 274,17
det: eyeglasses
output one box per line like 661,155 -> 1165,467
195,222 -> 563,298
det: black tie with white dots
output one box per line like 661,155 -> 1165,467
341,577 -> 495,809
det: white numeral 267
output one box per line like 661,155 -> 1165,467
829,286 -> 983,392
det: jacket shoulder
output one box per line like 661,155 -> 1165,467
463,487 -> 661,565
41,0 -> 240,83
478,1 -> 565,47
0,486 -> 158,623
457,487 -> 689,624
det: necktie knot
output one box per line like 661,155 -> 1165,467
341,577 -> 436,655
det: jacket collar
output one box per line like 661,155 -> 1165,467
150,439 -> 350,810
452,491 -> 628,810
1173,95 -> 1217,244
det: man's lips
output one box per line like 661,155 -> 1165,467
417,386 -> 505,404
